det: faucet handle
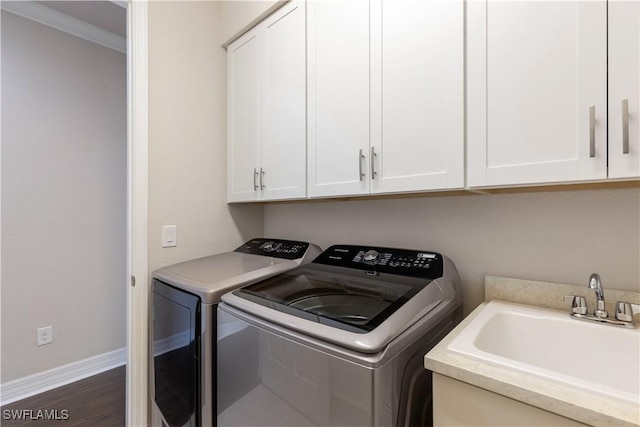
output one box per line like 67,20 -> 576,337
615,302 -> 634,322
564,295 -> 588,315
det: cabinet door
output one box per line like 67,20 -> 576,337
261,1 -> 307,200
227,29 -> 262,202
370,0 -> 464,194
307,0 -> 371,198
433,374 -> 588,427
608,1 -> 640,179
467,1 -> 607,187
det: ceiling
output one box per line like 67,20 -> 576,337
36,1 -> 126,38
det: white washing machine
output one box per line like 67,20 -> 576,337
150,238 -> 321,427
217,244 -> 463,427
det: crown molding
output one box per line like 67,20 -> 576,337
1,1 -> 126,54
221,0 -> 289,49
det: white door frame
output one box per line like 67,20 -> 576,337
0,2 -> 149,423
126,1 -> 148,426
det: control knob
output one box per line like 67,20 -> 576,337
363,250 -> 380,264
260,241 -> 280,252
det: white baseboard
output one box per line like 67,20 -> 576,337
0,347 -> 126,406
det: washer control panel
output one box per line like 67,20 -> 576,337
234,238 -> 311,260
314,245 -> 444,279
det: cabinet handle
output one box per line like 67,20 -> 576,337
253,168 -> 259,191
359,149 -> 365,181
589,105 -> 596,158
371,147 -> 377,179
260,167 -> 265,190
622,99 -> 630,155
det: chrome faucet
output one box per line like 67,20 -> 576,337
564,273 -> 635,328
588,273 -> 608,318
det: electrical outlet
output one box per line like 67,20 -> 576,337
37,326 -> 53,346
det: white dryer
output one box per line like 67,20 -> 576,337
150,238 -> 321,427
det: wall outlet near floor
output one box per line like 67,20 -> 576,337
37,325 -> 53,346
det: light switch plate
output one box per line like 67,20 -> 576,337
162,225 -> 177,248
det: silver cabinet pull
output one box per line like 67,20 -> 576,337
359,149 -> 365,181
371,147 -> 377,179
253,168 -> 259,191
589,105 -> 596,158
622,99 -> 630,155
260,167 -> 265,190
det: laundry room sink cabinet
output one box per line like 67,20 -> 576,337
227,1 -> 306,202
433,374 -> 588,427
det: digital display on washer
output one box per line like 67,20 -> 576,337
233,268 -> 429,333
234,238 -> 311,260
313,245 -> 444,279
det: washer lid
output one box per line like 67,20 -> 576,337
233,266 -> 428,333
223,270 -> 447,352
222,244 -> 459,352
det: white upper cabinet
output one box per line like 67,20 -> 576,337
228,29 -> 262,202
307,0 -> 371,198
370,0 -> 464,194
261,2 -> 307,200
608,1 -> 640,179
307,0 -> 464,198
230,0 -> 635,203
467,1 -> 608,187
227,1 -> 306,202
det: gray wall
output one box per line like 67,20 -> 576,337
218,0 -> 640,315
1,0 -> 268,388
264,187 -> 640,313
1,12 -> 126,381
147,1 -> 263,277
4,0 -> 638,394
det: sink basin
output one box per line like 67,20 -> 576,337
448,300 -> 640,404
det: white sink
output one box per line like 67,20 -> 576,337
448,300 -> 640,404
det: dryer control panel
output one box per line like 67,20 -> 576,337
313,245 -> 445,279
234,238 -> 311,260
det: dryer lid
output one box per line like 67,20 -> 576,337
152,238 -> 320,304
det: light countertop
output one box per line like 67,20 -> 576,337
424,276 -> 640,427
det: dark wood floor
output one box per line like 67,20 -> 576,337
1,366 -> 125,426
